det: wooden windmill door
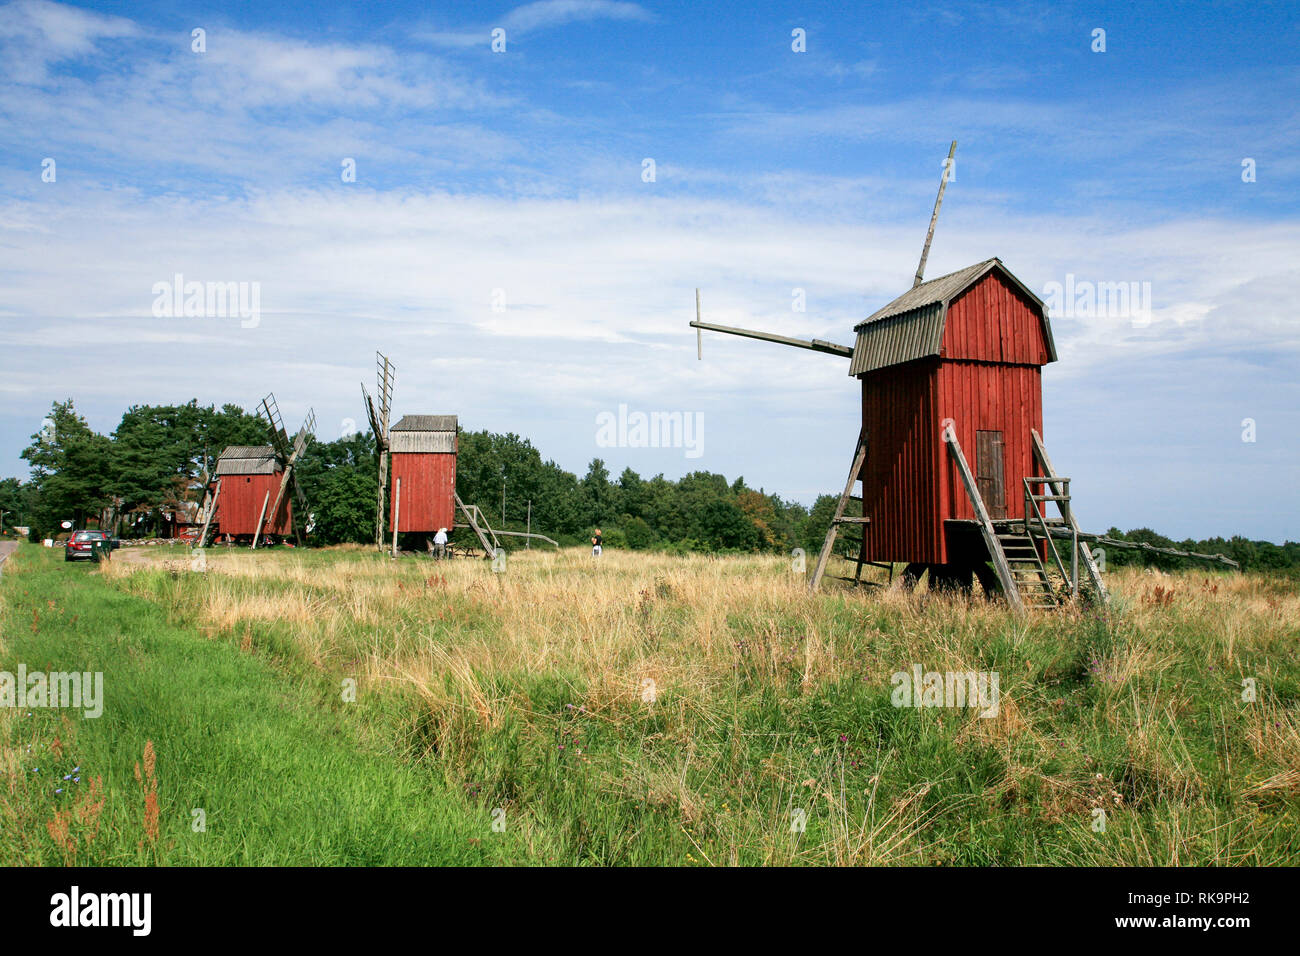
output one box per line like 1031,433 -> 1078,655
975,430 -> 1006,519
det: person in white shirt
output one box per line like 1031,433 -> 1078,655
433,527 -> 449,559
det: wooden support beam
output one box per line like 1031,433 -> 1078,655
491,529 -> 560,548
809,432 -> 869,592
1035,526 -> 1239,569
455,492 -> 498,557
376,449 -> 388,549
945,424 -> 1023,611
195,478 -> 221,549
251,491 -> 271,549
391,477 -> 401,558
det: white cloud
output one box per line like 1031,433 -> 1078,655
504,0 -> 653,32
0,0 -> 138,83
424,0 -> 653,48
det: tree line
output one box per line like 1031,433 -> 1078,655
3,397 -> 1298,573
5,398 -> 826,553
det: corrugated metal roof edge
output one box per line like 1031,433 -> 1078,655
218,444 -> 275,459
391,414 -> 459,432
847,301 -> 947,376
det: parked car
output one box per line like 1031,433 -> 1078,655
65,530 -> 111,562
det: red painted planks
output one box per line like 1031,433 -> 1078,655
943,272 -> 1049,366
389,451 -> 458,533
213,473 -> 292,536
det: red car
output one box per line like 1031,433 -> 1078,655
65,530 -> 110,561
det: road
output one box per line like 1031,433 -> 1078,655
0,540 -> 18,575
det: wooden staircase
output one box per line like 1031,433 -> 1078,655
454,493 -> 501,556
994,526 -> 1060,609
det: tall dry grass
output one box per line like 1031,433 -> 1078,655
96,547 -> 1300,865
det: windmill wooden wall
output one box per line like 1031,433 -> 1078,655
211,446 -> 293,537
387,416 -> 458,534
855,264 -> 1054,567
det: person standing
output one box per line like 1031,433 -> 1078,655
591,528 -> 602,558
433,527 -> 448,559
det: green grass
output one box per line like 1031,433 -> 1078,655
0,545 -> 543,864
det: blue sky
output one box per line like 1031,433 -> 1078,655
1,0 -> 1297,540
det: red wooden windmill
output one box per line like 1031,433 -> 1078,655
692,142 -> 1107,609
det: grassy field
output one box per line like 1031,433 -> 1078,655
2,541 -> 1297,865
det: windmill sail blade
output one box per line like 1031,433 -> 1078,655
362,384 -> 384,444
373,351 -> 395,550
376,352 -> 394,426
290,408 -> 315,462
259,393 -> 293,461
914,140 -> 957,288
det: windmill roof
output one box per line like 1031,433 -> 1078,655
215,445 -> 279,475
391,415 -> 458,432
389,415 -> 457,454
848,258 -> 1056,375
220,444 -> 276,459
